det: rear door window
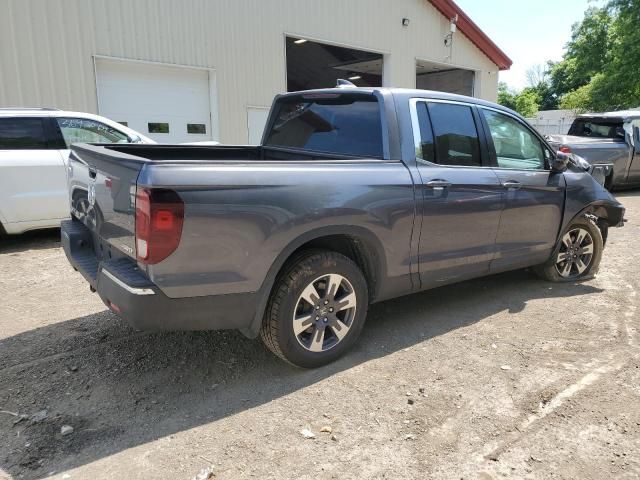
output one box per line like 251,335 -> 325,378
426,103 -> 481,167
0,117 -> 47,149
264,94 -> 383,158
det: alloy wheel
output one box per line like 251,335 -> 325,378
555,227 -> 594,279
292,273 -> 357,352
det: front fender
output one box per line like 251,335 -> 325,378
561,170 -> 625,237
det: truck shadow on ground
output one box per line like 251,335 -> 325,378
0,269 -> 602,479
0,228 -> 60,254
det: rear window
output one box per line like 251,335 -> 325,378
0,117 -> 47,149
568,119 -> 625,140
264,94 -> 383,158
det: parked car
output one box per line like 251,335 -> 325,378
62,86 -> 625,368
0,108 -> 154,235
547,110 -> 640,190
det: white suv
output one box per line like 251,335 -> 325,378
0,108 -> 154,235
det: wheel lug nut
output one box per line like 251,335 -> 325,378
329,308 -> 334,312
324,300 -> 329,305
315,305 -> 320,310
316,316 -> 319,320
323,317 -> 328,323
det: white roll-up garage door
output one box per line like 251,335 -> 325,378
95,58 -> 214,143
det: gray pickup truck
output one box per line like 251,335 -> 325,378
548,111 -> 640,190
62,86 -> 625,367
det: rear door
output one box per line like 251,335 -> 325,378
410,99 -> 504,288
0,116 -> 68,224
478,107 -> 565,271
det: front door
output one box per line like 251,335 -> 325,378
478,108 -> 566,272
627,120 -> 640,185
411,100 -> 504,288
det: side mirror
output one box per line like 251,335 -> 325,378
634,126 -> 640,154
551,151 -> 570,173
128,134 -> 143,144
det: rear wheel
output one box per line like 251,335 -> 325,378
535,216 -> 603,282
260,251 -> 368,368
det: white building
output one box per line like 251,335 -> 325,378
0,0 -> 511,144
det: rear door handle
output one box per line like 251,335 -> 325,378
426,179 -> 452,189
502,180 -> 522,190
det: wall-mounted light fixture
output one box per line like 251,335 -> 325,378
293,38 -> 307,44
402,18 -> 410,27
444,14 -> 458,61
348,75 -> 362,81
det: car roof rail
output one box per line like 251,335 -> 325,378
0,107 -> 61,111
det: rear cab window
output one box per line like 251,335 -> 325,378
0,117 -> 47,149
568,118 -> 626,140
264,93 -> 383,158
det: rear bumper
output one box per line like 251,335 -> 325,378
61,219 -> 258,331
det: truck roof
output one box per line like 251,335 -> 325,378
279,87 -> 522,118
577,109 -> 640,122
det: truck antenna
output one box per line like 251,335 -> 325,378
336,79 -> 357,88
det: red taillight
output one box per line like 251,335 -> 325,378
559,146 -> 572,154
135,187 -> 184,264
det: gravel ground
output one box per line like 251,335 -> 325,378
1,192 -> 639,480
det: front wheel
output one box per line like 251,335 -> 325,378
260,251 -> 369,368
535,216 -> 603,282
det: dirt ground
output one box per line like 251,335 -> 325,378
1,192 -> 639,480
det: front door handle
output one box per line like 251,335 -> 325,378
502,180 -> 522,190
426,179 -> 452,189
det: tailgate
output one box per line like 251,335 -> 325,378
68,143 -> 146,261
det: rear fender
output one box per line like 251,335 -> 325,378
241,225 -> 390,339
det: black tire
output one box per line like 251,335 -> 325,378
260,250 -> 369,368
534,216 -> 603,282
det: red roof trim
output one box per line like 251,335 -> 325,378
428,0 -> 513,70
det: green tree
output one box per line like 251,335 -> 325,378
497,82 -> 517,110
514,89 -> 540,117
550,0 -> 640,111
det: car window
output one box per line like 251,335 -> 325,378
0,117 -> 47,149
568,118 -> 625,139
425,103 -> 481,167
264,94 -> 383,158
481,109 -> 545,170
56,118 -> 129,147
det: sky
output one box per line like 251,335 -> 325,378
454,0 -> 602,91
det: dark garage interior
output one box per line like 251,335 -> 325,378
416,60 -> 475,96
286,37 -> 383,91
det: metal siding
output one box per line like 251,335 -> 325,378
0,0 -> 500,143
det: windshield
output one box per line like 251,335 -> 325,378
264,94 -> 383,158
568,119 -> 626,140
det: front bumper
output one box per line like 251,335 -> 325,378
61,219 -> 258,331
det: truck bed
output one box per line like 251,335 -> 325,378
101,143 -> 382,163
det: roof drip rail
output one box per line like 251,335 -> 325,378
0,107 -> 61,111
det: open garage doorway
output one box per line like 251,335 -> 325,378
286,37 -> 383,91
416,60 -> 475,96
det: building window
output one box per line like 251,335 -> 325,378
148,123 -> 169,134
187,123 -> 206,134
